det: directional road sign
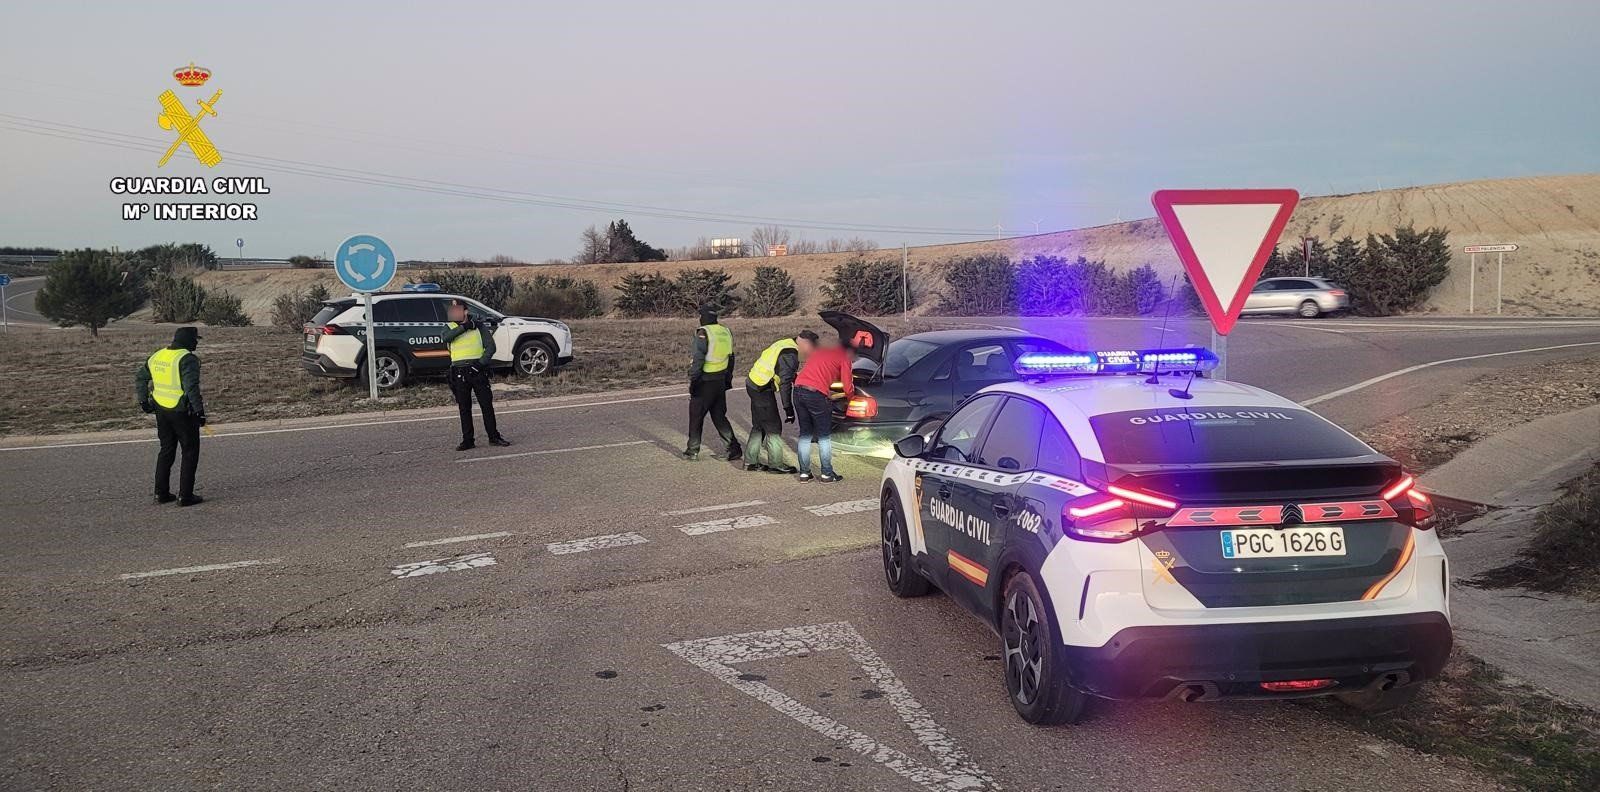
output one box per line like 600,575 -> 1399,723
1463,244 -> 1518,253
1151,189 -> 1299,336
0,274 -> 11,287
335,234 -> 397,293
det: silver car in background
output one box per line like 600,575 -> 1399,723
1242,277 -> 1350,318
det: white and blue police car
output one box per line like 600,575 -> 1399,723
877,348 -> 1449,724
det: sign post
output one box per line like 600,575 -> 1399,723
1151,189 -> 1301,380
333,234 -> 398,400
0,273 -> 10,333
1463,244 -> 1517,315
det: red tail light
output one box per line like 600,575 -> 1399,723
1381,474 -> 1415,501
1106,484 -> 1179,511
845,393 -> 877,419
320,324 -> 346,335
1260,679 -> 1334,692
1382,473 -> 1434,529
1327,289 -> 1346,297
1062,493 -> 1138,542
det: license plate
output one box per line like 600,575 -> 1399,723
1220,526 -> 1345,559
304,333 -> 317,349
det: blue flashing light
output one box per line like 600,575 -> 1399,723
402,282 -> 442,292
1014,348 -> 1218,377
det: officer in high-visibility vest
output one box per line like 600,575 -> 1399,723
443,299 -> 511,451
135,326 -> 206,505
741,330 -> 818,473
683,306 -> 741,461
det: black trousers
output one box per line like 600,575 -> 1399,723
154,408 -> 200,498
449,363 -> 499,442
686,376 -> 736,454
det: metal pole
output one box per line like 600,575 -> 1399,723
901,243 -> 908,321
1,284 -> 7,333
1211,328 -> 1228,380
1467,252 -> 1476,314
363,291 -> 379,400
1496,252 -> 1504,315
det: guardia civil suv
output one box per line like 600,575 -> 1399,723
301,286 -> 574,388
877,348 -> 1449,724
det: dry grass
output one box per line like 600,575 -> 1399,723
0,316 -> 950,436
1475,464 -> 1600,598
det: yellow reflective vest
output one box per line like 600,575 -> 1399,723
700,323 -> 732,373
747,338 -> 797,387
447,322 -> 486,363
146,348 -> 189,409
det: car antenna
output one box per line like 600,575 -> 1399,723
1147,274 -> 1179,386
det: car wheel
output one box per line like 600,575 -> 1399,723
1336,680 -> 1421,715
357,350 -> 407,390
515,339 -> 555,377
881,494 -> 932,598
1297,300 -> 1321,319
1001,571 -> 1087,725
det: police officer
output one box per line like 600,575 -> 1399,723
136,326 -> 206,505
742,330 -> 818,473
683,306 -> 741,461
443,299 -> 511,451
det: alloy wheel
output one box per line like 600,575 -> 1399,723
1002,588 -> 1045,705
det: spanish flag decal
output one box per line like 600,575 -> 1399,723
946,550 -> 988,587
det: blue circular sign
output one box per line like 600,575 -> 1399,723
0,274 -> 11,287
334,234 -> 397,292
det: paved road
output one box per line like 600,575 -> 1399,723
1,276 -> 47,327
3,316 -> 1598,790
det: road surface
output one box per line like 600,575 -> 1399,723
1,275 -> 48,327
3,316 -> 1598,790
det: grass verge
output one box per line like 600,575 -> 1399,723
1306,653 -> 1600,790
1473,464 -> 1600,598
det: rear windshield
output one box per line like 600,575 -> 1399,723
1088,407 -> 1373,465
310,302 -> 352,326
857,338 -> 940,378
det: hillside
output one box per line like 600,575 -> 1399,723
200,174 -> 1600,321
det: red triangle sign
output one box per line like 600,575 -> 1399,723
1151,189 -> 1299,335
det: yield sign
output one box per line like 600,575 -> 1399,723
1151,189 -> 1299,335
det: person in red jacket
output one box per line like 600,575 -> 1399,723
791,339 -> 856,482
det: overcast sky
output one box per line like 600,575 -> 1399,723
2,0 -> 1596,261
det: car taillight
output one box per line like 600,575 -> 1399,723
845,393 -> 877,419
1062,485 -> 1177,542
1327,289 -> 1346,297
1260,679 -> 1334,692
1106,484 -> 1179,511
1382,473 -> 1434,529
320,325 -> 346,335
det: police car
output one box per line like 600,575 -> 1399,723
878,348 -> 1449,724
301,285 -> 574,389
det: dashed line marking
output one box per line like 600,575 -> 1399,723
661,500 -> 767,516
404,531 -> 516,548
118,558 -> 283,580
456,439 -> 652,463
390,552 -> 497,578
547,532 -> 649,555
676,514 -> 778,535
804,498 -> 878,517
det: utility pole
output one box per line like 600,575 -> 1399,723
901,243 -> 909,321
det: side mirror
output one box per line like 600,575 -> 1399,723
893,434 -> 927,459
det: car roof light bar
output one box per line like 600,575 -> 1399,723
1014,348 -> 1218,377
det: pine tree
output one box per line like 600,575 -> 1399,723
34,249 -> 147,337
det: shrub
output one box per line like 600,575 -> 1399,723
674,267 -> 740,315
200,290 -> 251,326
821,256 -> 908,315
134,243 -> 218,272
149,273 -> 208,323
287,255 -> 320,269
271,283 -> 331,331
614,271 -> 681,317
415,269 -> 515,311
742,266 -> 798,317
937,254 -> 1015,315
1124,264 -> 1166,315
503,275 -> 605,318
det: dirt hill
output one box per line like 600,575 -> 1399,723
201,173 -> 1600,321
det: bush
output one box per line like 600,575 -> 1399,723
937,254 -> 1015,315
271,283 -> 331,331
614,271 -> 681,317
742,266 -> 798,317
673,267 -> 740,315
200,290 -> 251,326
415,269 -> 515,311
503,275 -> 605,318
134,243 -> 218,272
821,256 -> 908,315
287,255 -> 321,269
34,248 -> 148,336
149,273 -> 208,323
1124,264 -> 1166,315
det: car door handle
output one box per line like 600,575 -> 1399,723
937,485 -> 952,500
992,500 -> 1012,518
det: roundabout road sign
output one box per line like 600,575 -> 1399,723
335,234 -> 397,293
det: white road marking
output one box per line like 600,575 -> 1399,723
1,392 -> 684,453
661,500 -> 767,516
455,439 -> 651,463
676,513 -> 777,535
546,531 -> 649,555
390,552 -> 497,578
804,498 -> 878,517
664,621 -> 998,792
118,558 -> 282,580
404,531 -> 516,548
1299,341 -> 1600,406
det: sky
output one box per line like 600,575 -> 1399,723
2,0 -> 1597,261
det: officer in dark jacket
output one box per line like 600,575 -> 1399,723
443,299 -> 511,451
683,306 -> 741,461
742,330 -> 817,473
135,326 -> 206,505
